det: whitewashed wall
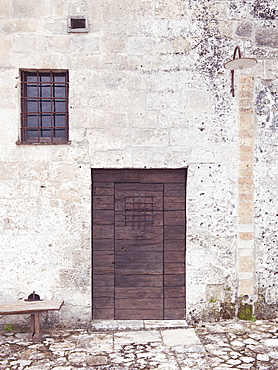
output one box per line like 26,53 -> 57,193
0,0 -> 277,326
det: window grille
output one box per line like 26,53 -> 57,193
20,70 -> 69,144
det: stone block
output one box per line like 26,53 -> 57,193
126,36 -> 155,55
103,36 -> 125,53
239,76 -> 254,84
12,0 -> 48,17
44,36 -> 71,52
238,184 -> 254,194
155,0 -> 183,19
239,152 -> 253,162
237,239 -> 254,249
239,256 -> 254,272
190,147 -> 216,163
239,168 -> 253,177
239,160 -> 253,170
265,287 -> 278,305
145,149 -> 191,168
131,129 -> 169,147
86,355 -> 109,366
238,201 -> 253,216
239,98 -> 253,109
239,130 -> 254,139
238,248 -> 254,257
70,36 -> 100,54
0,34 -> 11,54
161,328 -> 202,346
255,28 -> 278,48
239,117 -> 254,130
129,111 -> 158,128
12,34 -> 40,54
239,136 -> 254,146
235,21 -> 253,37
0,0 -> 11,16
239,272 -> 254,280
77,333 -> 113,352
170,128 -> 189,146
238,224 -> 254,233
238,216 -> 254,224
239,232 -> 253,240
238,281 -> 254,296
173,37 -> 191,53
114,331 -> 161,348
206,284 -> 225,302
103,0 -> 140,21
238,177 -> 253,186
86,128 -> 130,150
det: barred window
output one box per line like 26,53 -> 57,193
20,70 -> 69,144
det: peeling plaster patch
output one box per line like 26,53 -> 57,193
255,80 -> 278,128
251,0 -> 277,20
255,29 -> 278,48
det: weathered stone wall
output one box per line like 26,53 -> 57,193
0,0 -> 277,326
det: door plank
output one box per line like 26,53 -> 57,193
164,308 -> 185,320
93,308 -> 114,319
93,196 -> 114,210
115,240 -> 163,252
164,274 -> 185,286
164,263 -> 185,274
93,275 -> 114,287
115,267 -> 163,275
164,211 -> 185,225
93,210 -> 114,225
115,287 -> 163,299
93,226 -> 114,239
115,275 -> 163,287
164,251 -> 185,263
93,286 -> 114,297
164,287 -> 185,298
164,297 -> 186,309
115,251 -> 163,264
93,239 -> 114,252
93,298 -> 114,309
115,227 -> 163,240
115,299 -> 163,310
115,309 -> 163,320
115,183 -> 163,192
93,183 -> 114,196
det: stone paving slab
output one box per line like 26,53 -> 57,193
0,319 -> 277,369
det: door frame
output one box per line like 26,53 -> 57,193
91,168 -> 188,320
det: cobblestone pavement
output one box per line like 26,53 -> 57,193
0,319 -> 277,369
196,319 -> 278,370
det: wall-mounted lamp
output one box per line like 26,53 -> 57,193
224,46 -> 257,97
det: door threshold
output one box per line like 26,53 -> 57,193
91,320 -> 188,331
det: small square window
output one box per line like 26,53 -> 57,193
20,70 -> 69,144
68,16 -> 88,33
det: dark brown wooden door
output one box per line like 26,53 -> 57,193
92,169 -> 186,320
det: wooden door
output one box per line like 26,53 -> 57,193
92,169 -> 186,320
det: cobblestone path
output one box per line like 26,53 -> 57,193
0,319 -> 277,369
196,320 -> 278,370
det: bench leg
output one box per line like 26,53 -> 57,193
28,313 -> 42,342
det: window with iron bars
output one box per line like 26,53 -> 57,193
20,70 -> 69,144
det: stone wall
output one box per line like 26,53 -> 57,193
0,0 -> 277,326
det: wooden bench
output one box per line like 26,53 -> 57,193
0,300 -> 64,342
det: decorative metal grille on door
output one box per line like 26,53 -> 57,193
124,195 -> 156,229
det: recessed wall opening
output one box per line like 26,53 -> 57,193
67,16 -> 88,33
